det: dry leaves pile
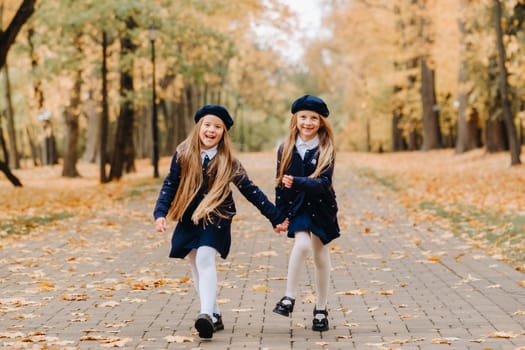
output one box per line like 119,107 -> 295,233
0,158 -> 162,236
346,148 -> 525,267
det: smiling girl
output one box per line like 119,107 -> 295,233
153,105 -> 287,339
272,95 -> 340,332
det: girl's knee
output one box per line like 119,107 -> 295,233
196,246 -> 217,266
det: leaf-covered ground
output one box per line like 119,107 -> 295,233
0,151 -> 524,349
347,148 -> 525,269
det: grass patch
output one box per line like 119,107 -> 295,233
119,178 -> 162,201
353,167 -> 401,192
418,201 -> 525,263
0,212 -> 74,237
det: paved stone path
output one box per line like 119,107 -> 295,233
1,153 -> 524,350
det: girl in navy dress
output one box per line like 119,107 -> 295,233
154,105 -> 287,339
272,95 -> 340,332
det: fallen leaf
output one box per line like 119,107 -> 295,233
0,332 -> 24,339
336,288 -> 366,296
251,285 -> 271,292
97,301 -> 120,308
336,335 -> 352,339
100,337 -> 132,347
431,338 -> 451,344
454,253 -> 465,262
469,338 -> 485,343
231,308 -> 253,312
60,293 -> 88,301
488,331 -> 517,338
377,289 -> 394,295
343,322 -> 360,328
164,335 -> 193,343
252,250 -> 277,257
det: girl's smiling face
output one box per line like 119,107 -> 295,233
296,110 -> 321,141
199,115 -> 225,150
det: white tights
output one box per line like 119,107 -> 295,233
285,231 -> 331,310
188,246 -> 220,319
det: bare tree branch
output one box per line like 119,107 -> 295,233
0,0 -> 37,69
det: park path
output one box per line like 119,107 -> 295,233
0,152 -> 524,350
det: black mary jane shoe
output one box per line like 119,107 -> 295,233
273,296 -> 295,317
194,313 -> 214,339
312,307 -> 329,332
213,313 -> 224,332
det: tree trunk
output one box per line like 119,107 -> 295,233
456,1 -> 480,154
62,65 -> 82,177
407,119 -> 419,151
28,26 -> 44,110
25,126 -> 39,166
392,107 -> 405,151
41,119 -> 58,165
485,115 -> 508,152
62,108 -> 80,177
62,34 -> 83,178
2,64 -> 20,169
109,17 -> 137,180
0,125 -> 22,186
420,57 -> 441,150
494,0 -> 521,165
136,105 -> 150,158
456,106 -> 480,154
0,160 -> 22,186
100,31 -> 109,183
0,0 -> 36,70
82,89 -> 99,163
159,98 -> 172,154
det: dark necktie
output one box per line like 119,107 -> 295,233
202,154 -> 210,171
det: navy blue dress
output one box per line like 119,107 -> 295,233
154,152 -> 285,259
275,144 -> 340,244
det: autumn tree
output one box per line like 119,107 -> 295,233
455,0 -> 481,154
493,0 -> 521,165
0,0 -> 36,187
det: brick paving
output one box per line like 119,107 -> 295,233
1,153 -> 524,350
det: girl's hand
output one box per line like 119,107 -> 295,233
282,175 -> 294,188
273,218 -> 289,233
155,217 -> 167,233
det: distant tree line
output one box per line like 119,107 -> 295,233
304,0 -> 523,166
0,0 -> 297,187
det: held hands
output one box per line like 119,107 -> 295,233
273,218 -> 289,234
282,175 -> 294,188
155,217 -> 167,233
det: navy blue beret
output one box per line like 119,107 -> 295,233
194,105 -> 234,130
291,95 -> 329,117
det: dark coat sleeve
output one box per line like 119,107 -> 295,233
153,152 -> 181,219
233,161 -> 285,227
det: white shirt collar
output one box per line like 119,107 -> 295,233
295,135 -> 319,159
201,146 -> 218,162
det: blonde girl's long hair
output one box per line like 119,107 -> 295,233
167,119 -> 236,224
276,113 -> 336,186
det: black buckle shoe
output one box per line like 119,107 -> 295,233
213,313 -> 224,332
273,296 -> 295,317
195,313 -> 214,339
312,307 -> 329,332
